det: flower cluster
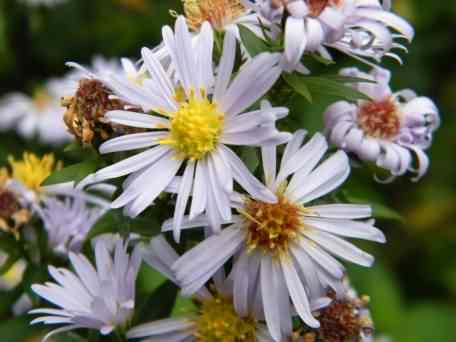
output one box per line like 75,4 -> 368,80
0,1 -> 441,342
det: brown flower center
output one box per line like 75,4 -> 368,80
63,79 -> 132,145
318,300 -> 361,342
307,0 -> 343,17
357,98 -> 401,139
242,195 -> 304,255
0,190 -> 19,219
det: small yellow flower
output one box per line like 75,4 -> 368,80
7,152 -> 62,192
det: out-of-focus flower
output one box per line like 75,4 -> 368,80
30,239 -> 142,340
324,66 -> 440,181
19,0 -> 67,8
63,57 -> 147,146
129,236 -> 280,341
169,130 -> 385,340
0,257 -> 27,291
0,76 -> 75,145
241,0 -> 414,71
313,280 -> 374,342
1,152 -> 62,201
88,17 -> 290,240
37,190 -> 110,256
182,0 -> 248,31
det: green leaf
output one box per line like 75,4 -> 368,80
283,73 -> 313,102
171,294 -> 197,317
43,159 -> 103,186
50,332 -> 88,342
347,262 -> 403,334
134,281 -> 178,325
240,147 -> 259,173
238,24 -> 269,57
283,73 -> 371,103
308,52 -> 335,65
0,317 -> 38,342
343,192 -> 404,221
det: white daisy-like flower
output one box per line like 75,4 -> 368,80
168,131 -> 385,341
0,76 -> 75,145
241,0 -> 414,71
88,16 -> 290,240
130,236 -> 327,342
19,0 -> 67,7
36,185 -> 112,255
324,66 -> 440,181
29,238 -> 142,340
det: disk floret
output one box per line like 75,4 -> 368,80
243,194 -> 303,255
161,90 -> 224,160
193,294 -> 257,342
357,98 -> 401,139
183,0 -> 245,31
62,78 -> 131,145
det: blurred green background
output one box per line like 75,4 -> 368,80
0,0 -> 455,341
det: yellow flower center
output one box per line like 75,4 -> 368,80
241,190 -> 307,256
183,0 -> 246,31
357,97 -> 401,139
8,153 -> 61,192
32,88 -> 53,111
193,295 -> 257,342
160,90 -> 224,160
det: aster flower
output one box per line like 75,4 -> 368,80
1,152 -> 62,206
36,187 -> 111,255
129,235 -> 322,342
88,16 -> 290,240
324,66 -> 440,181
169,131 -> 385,341
0,76 -> 75,145
241,0 -> 414,71
29,238 -> 142,340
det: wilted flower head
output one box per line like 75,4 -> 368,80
30,238 -> 142,340
324,66 -> 440,181
183,0 -> 247,31
63,57 -> 146,146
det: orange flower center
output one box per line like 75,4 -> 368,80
242,195 -> 304,255
357,98 -> 401,139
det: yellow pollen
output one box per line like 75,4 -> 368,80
193,295 -> 257,342
183,0 -> 246,31
32,88 -> 53,111
7,153 -> 62,192
241,191 -> 307,256
357,97 -> 401,139
160,90 -> 224,160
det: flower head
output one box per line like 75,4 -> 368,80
0,77 -> 75,145
183,0 -> 247,31
6,153 -> 61,193
324,66 -> 440,181
63,57 -> 146,146
169,131 -> 385,341
38,193 -> 109,255
89,16 -> 290,241
242,0 -> 414,71
30,238 -> 142,340
128,236 -> 276,341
